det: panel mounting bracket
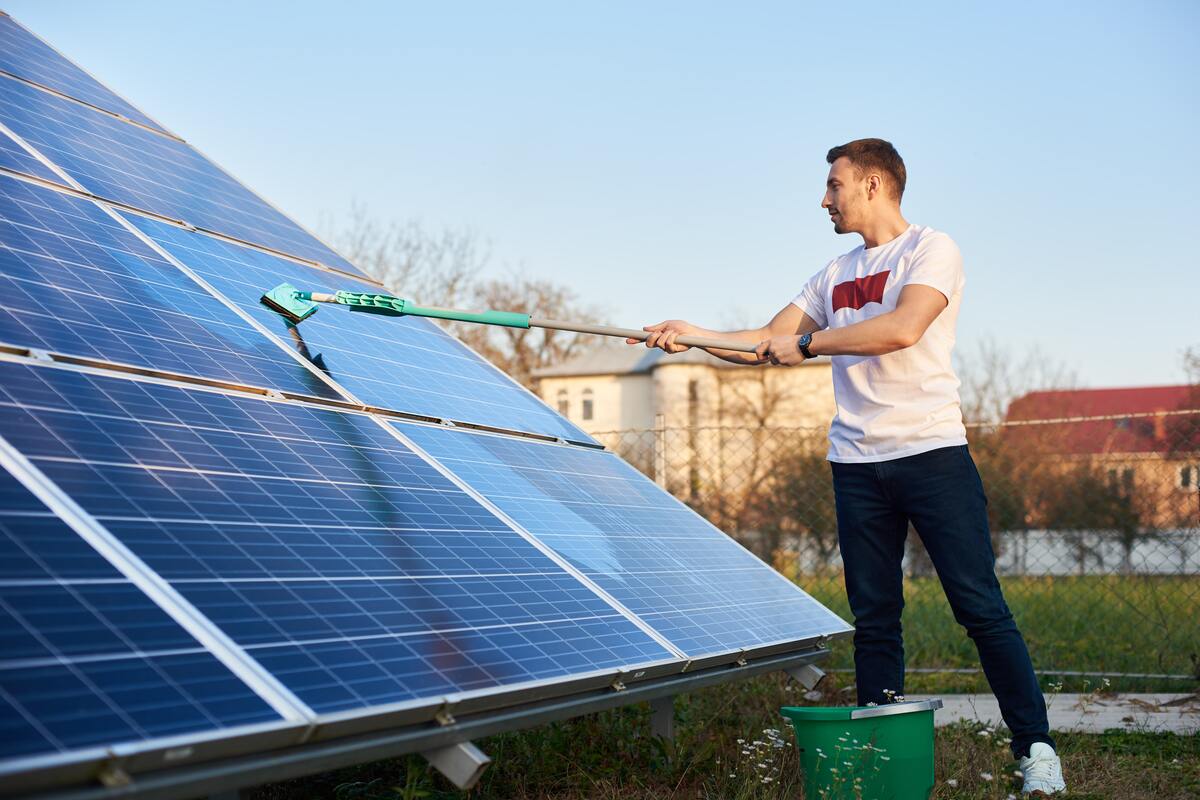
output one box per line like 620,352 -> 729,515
420,741 -> 490,790
96,764 -> 132,789
433,697 -> 459,726
785,663 -> 827,690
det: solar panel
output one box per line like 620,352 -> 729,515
123,212 -> 596,442
0,126 -> 58,182
0,361 -> 678,719
0,174 -> 343,399
0,14 -> 168,133
0,464 -> 284,762
0,14 -> 849,794
0,74 -> 363,276
396,423 -> 852,658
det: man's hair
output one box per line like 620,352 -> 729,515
826,138 -> 906,201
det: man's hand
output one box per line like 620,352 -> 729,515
754,335 -> 807,366
630,320 -> 696,354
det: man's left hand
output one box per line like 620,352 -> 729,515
754,336 -> 807,366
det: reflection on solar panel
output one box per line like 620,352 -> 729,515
125,212 -> 595,442
0,127 -> 57,181
0,174 -> 342,398
0,361 -> 676,715
397,423 -> 853,657
0,13 -> 849,795
0,465 -> 282,761
0,15 -> 167,132
0,75 -> 362,276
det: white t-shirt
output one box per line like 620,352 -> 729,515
792,224 -> 967,463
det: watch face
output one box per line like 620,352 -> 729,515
799,334 -> 812,346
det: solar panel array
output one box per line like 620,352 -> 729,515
0,12 -> 850,794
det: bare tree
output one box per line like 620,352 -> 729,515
324,208 -> 598,387
955,335 -> 1079,425
453,275 -> 600,389
326,203 -> 487,307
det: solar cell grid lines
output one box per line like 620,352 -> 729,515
0,466 -> 283,762
0,74 -> 364,277
0,126 -> 59,182
0,14 -> 848,793
397,423 -> 852,657
0,361 -> 676,716
0,14 -> 168,133
0,174 -> 343,399
124,212 -> 595,443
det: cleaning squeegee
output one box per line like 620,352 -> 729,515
260,282 -> 759,353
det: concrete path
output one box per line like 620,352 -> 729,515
907,693 -> 1200,735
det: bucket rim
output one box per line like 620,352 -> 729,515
780,698 -> 942,721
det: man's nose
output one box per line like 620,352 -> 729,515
821,193 -> 831,208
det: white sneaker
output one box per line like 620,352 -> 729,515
1019,742 -> 1066,795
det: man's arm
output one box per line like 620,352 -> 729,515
754,284 -> 949,365
631,304 -> 823,365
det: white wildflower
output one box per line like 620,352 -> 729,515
946,778 -> 958,787
980,771 -> 993,781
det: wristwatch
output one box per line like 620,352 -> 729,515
797,333 -> 816,359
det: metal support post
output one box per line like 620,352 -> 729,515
649,694 -> 675,742
786,663 -> 826,690
420,741 -> 490,790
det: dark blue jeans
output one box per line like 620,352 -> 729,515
831,445 -> 1054,759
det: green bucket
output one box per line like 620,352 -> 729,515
780,699 -> 942,800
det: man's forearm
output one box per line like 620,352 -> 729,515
693,327 -> 769,364
809,311 -> 918,357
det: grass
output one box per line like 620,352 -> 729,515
251,670 -> 1199,800
249,575 -> 1198,799
796,574 -> 1200,688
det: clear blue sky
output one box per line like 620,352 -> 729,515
8,1 -> 1198,388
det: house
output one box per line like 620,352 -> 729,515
533,345 -> 836,433
533,346 -> 836,501
1003,384 -> 1200,531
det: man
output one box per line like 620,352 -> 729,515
630,139 -> 1066,795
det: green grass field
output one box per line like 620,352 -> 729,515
799,574 -> 1200,691
251,575 -> 1199,800
253,671 -> 1198,800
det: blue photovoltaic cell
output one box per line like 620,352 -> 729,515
124,213 -> 596,443
0,15 -> 167,132
397,423 -> 852,657
0,465 -> 281,762
0,74 -> 364,276
0,175 -> 342,399
0,126 -> 59,182
0,362 -> 675,714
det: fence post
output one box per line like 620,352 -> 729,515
654,414 -> 667,489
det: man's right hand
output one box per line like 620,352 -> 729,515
629,320 -> 696,354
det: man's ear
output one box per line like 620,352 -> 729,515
866,173 -> 882,199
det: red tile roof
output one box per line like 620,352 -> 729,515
1003,385 -> 1200,455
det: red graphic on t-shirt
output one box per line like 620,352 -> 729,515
832,270 -> 890,312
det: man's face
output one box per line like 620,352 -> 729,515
821,157 -> 869,235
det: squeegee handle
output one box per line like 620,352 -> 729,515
531,318 -> 760,354
301,290 -> 758,352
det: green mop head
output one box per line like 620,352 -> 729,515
260,283 -> 319,323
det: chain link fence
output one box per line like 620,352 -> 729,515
593,410 -> 1200,687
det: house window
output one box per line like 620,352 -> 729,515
1106,467 -> 1134,491
582,388 -> 594,421
1180,464 -> 1200,490
556,389 -> 568,416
